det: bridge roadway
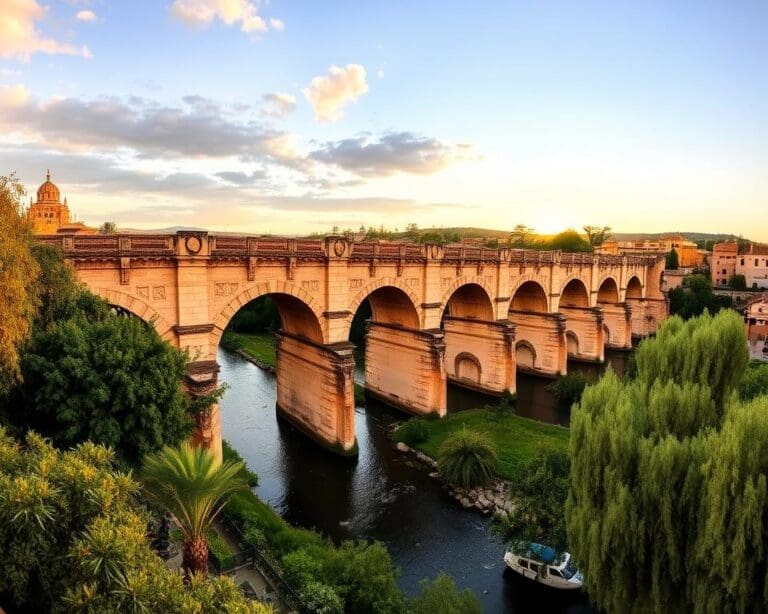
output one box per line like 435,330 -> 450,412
39,232 -> 667,459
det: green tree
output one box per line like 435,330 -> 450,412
409,573 -> 481,614
19,308 -> 194,463
547,229 -> 592,252
739,362 -> 768,401
567,310 -> 768,614
668,273 -> 731,319
437,427 -> 498,488
729,273 -> 747,290
583,225 -> 612,248
321,541 -> 405,614
141,443 -> 247,578
666,247 -> 679,269
98,221 -> 117,234
0,428 -> 268,613
0,174 -> 40,394
30,243 -> 83,328
546,372 -> 590,406
500,447 -> 570,551
509,224 -> 534,248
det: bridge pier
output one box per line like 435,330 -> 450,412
365,322 -> 447,417
186,360 -> 223,465
628,297 -> 668,338
508,311 -> 568,377
275,332 -> 357,454
560,306 -> 605,363
443,316 -> 516,395
601,302 -> 633,349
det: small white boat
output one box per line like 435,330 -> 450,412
503,541 -> 583,590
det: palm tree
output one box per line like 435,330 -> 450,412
141,443 -> 247,578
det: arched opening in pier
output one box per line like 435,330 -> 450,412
511,281 -> 549,313
443,283 -> 495,321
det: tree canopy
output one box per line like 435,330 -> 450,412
0,174 -> 40,395
668,273 -> 732,319
583,225 -> 612,247
567,310 -> 768,614
665,247 -> 679,269
19,309 -> 194,464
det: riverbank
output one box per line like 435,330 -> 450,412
393,408 -> 569,482
221,331 -> 277,371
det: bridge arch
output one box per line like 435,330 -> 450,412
597,277 -> 620,304
566,331 -> 579,355
94,287 -> 174,340
626,275 -> 644,300
441,281 -> 495,320
349,278 -> 422,330
213,281 -> 325,346
559,278 -> 590,308
510,281 -> 549,313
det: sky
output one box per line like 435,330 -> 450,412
0,1 -> 766,238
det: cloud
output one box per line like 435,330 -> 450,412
310,132 -> 472,177
0,68 -> 23,78
303,64 -> 368,122
269,18 -> 284,31
0,90 -> 302,163
215,170 -> 266,185
261,92 -> 295,118
170,0 -> 279,33
76,10 -> 97,23
0,0 -> 92,61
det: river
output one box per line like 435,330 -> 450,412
219,348 -> 624,612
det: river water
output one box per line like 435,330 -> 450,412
219,348 -> 624,612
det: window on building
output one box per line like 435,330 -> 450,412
756,259 -> 760,267
741,259 -> 745,266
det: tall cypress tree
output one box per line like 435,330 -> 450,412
567,310 -> 767,614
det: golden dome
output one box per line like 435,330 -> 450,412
36,170 -> 60,204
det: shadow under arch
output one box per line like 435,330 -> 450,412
442,282 -> 495,321
510,281 -> 549,313
597,277 -> 620,304
560,278 -> 590,308
626,275 -> 644,300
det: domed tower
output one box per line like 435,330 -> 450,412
29,170 -> 71,234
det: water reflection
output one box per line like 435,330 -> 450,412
218,348 -> 621,612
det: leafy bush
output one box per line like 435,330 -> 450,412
546,371 -> 590,406
437,427 -> 498,488
222,439 -> 259,487
410,572 -> 482,614
282,549 -> 323,588
0,428 -> 268,613
740,362 -> 768,401
484,392 -> 516,423
498,447 -> 570,551
299,581 -> 344,614
398,418 -> 430,445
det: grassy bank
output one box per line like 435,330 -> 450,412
221,331 -> 277,369
394,409 -> 569,482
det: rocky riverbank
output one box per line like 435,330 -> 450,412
395,441 -> 515,519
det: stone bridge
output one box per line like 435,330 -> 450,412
40,231 -> 667,459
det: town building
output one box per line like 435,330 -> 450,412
745,294 -> 768,361
711,242 -> 768,290
28,171 -> 96,235
598,235 -> 707,268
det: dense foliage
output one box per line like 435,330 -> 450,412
0,428 -> 268,613
0,174 -> 40,395
665,247 -> 679,269
437,427 -> 498,488
546,371 -> 591,406
409,573 -> 482,614
500,448 -> 570,551
142,443 -> 248,577
567,310 -> 768,614
739,361 -> 768,401
19,307 -> 194,464
729,273 -> 747,290
667,274 -> 732,319
228,296 -> 281,334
